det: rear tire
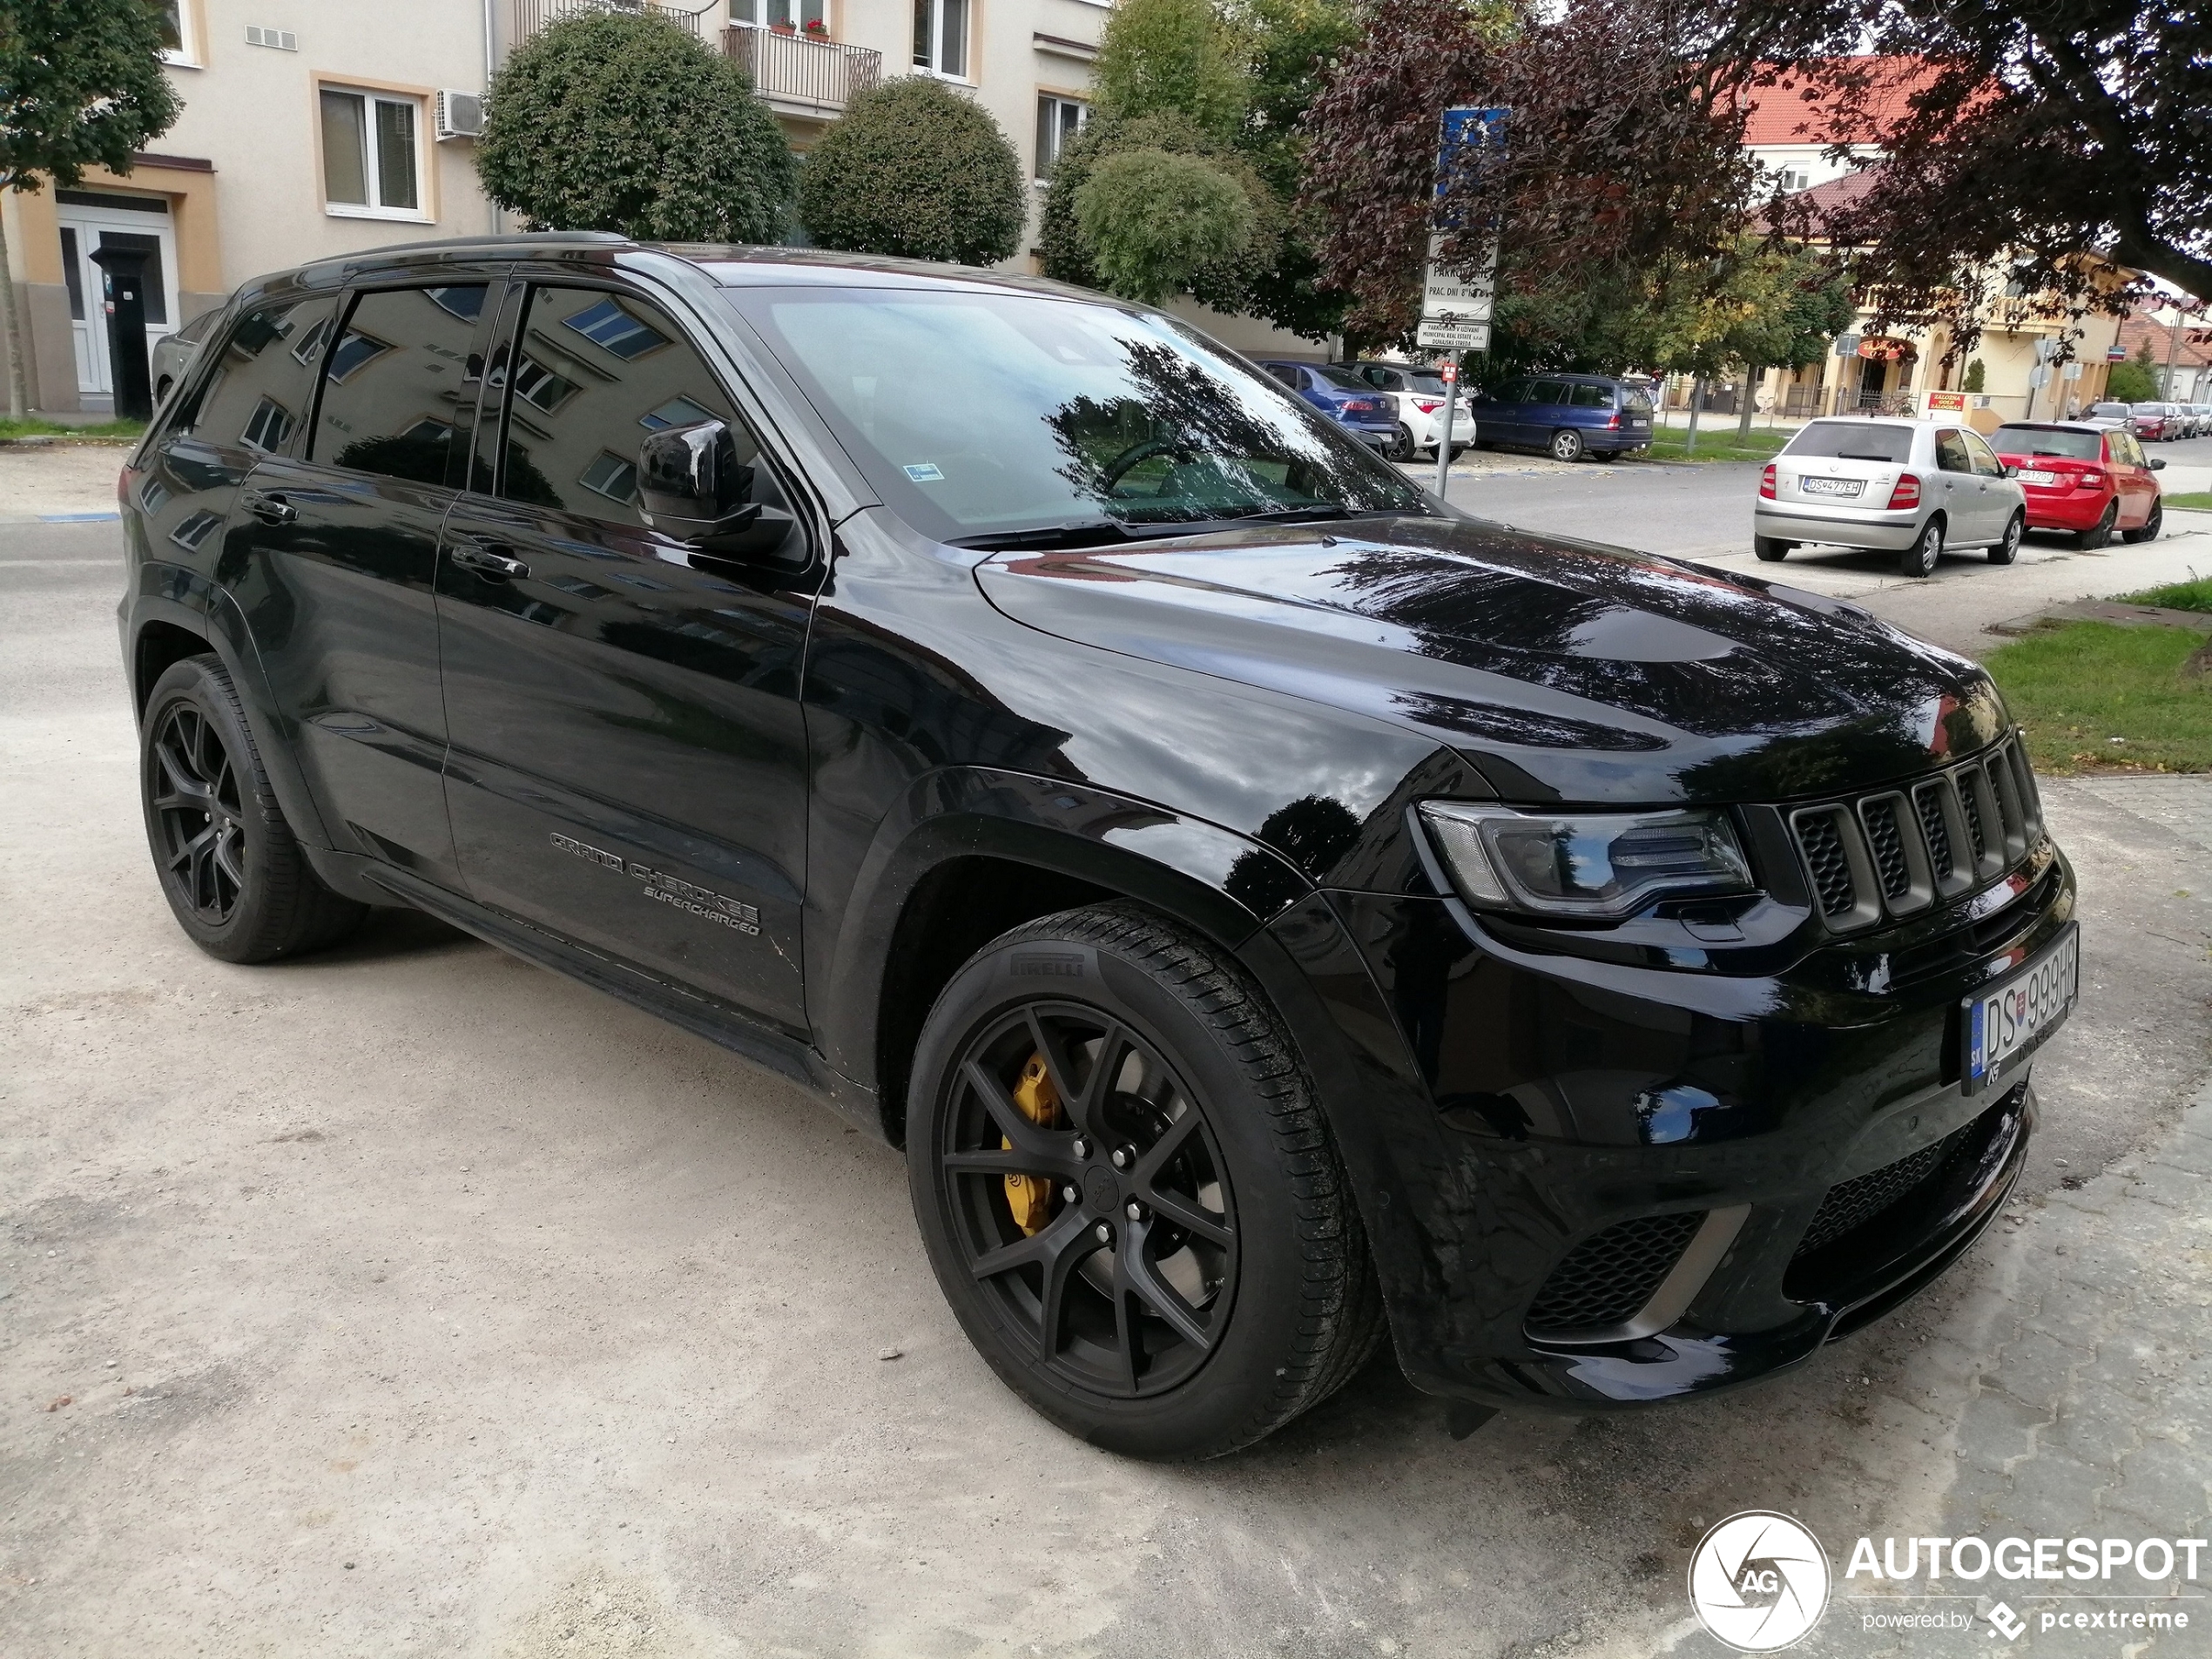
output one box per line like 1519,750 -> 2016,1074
2075,502 -> 2117,551
1753,536 -> 1792,563
140,655 -> 367,963
1899,516 -> 1943,577
907,903 -> 1386,1460
2121,501 -> 2163,545
1549,428 -> 1586,462
1986,510 -> 2024,564
1389,423 -> 1417,462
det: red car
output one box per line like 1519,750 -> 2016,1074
1990,421 -> 2164,549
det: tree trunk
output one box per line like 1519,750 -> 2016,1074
0,186 -> 30,421
1684,377 -> 1704,455
1737,368 -> 1759,438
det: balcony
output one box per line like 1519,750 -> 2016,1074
724,25 -> 882,118
513,0 -> 709,44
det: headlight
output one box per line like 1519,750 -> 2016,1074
1418,803 -> 1754,921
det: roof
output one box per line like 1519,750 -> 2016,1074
1739,57 -> 1949,149
2116,307 -> 2212,370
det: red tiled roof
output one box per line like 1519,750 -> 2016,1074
2118,309 -> 2212,369
1740,57 -> 1947,148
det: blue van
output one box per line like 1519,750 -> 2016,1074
1471,373 -> 1654,461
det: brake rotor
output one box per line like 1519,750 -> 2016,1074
1003,1052 -> 1062,1235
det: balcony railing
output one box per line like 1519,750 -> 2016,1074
724,25 -> 882,115
514,0 -> 707,44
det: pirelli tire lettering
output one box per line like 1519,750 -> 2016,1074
550,833 -> 761,934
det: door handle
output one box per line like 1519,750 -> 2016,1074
243,490 -> 296,526
448,540 -> 530,581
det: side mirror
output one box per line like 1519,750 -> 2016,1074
637,420 -> 797,559
2000,462 -> 2018,477
2150,457 -> 2167,471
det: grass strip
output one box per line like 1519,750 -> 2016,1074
0,417 -> 145,442
1986,621 -> 2212,774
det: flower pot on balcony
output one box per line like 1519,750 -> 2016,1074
770,20 -> 796,33
802,19 -> 827,34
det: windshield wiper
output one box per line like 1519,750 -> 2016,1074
947,521 -> 1136,552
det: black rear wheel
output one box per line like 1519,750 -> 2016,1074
2121,500 -> 2163,545
141,655 -> 366,963
907,905 -> 1384,1459
1753,535 -> 1792,562
2075,502 -> 2116,551
1899,516 -> 1943,577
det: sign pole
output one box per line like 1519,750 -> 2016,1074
1433,360 -> 1456,498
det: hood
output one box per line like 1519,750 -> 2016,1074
973,515 -> 2008,805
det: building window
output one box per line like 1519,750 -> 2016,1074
320,87 -> 427,219
1035,94 -> 1089,180
1774,165 -> 1810,192
158,1 -> 199,65
913,0 -> 968,78
732,0 -> 826,27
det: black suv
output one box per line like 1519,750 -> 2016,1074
119,236 -> 2077,1458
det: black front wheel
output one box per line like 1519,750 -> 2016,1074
907,905 -> 1384,1459
141,655 -> 366,963
1987,510 -> 2024,565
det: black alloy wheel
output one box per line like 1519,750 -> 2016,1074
2076,501 -> 2117,551
139,655 -> 366,962
1549,428 -> 1586,462
1987,510 -> 2025,565
1389,422 -> 1418,462
2122,500 -> 2163,545
907,905 -> 1385,1459
1900,515 -> 1943,577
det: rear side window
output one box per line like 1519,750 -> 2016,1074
1784,421 -> 1914,463
1527,380 -> 1568,404
1569,384 -> 1611,408
172,295 -> 341,455
311,284 -> 489,486
495,284 -> 760,532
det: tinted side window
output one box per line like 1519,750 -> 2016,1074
311,284 -> 489,486
175,296 -> 341,455
496,285 -> 757,531
1528,380 -> 1568,404
1962,430 -> 2003,477
1266,364 -> 1300,388
1569,384 -> 1611,408
1933,429 -> 1973,473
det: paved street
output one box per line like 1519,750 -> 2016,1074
3,473 -> 2209,1655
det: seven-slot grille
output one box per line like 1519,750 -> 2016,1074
1786,735 -> 2041,931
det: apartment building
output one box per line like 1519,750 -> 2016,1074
4,0 -> 1147,415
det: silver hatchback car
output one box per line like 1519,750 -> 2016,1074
1754,416 -> 2027,577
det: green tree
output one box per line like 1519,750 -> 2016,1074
796,76 -> 1024,266
2106,344 -> 2158,403
476,12 -> 792,242
1093,0 -> 1251,142
1963,358 -> 1986,393
0,0 -> 181,418
1078,148 -> 1258,303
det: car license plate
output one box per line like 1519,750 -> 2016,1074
1963,925 -> 2079,1093
1800,476 -> 1864,497
2018,469 -> 2059,485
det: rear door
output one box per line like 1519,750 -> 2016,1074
217,278 -> 498,888
1522,379 -> 1569,445
2108,430 -> 2157,528
434,276 -> 822,1032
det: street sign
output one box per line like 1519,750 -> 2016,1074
1418,320 -> 1491,352
1440,364 -> 1457,383
2062,361 -> 2082,381
1834,334 -> 1861,358
1423,235 -> 1495,324
2027,365 -> 2051,388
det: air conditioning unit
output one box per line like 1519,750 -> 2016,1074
435,91 -> 486,141
243,24 -> 297,50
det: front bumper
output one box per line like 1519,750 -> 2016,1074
1755,502 -> 1923,550
1266,833 -> 2074,1413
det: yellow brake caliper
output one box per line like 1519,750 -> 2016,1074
1005,1052 -> 1062,1236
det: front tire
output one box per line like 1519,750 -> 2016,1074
2121,501 -> 2163,545
1987,510 -> 2024,564
1549,428 -> 1586,462
140,655 -> 366,963
1900,516 -> 1943,577
1389,423 -> 1417,462
1753,535 -> 1792,563
907,904 -> 1385,1460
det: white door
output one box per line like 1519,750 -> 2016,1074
56,192 -> 181,400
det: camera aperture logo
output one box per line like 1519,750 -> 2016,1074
1689,1512 -> 1832,1651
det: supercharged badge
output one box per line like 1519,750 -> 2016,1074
550,833 -> 760,934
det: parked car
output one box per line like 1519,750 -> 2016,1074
121,235 -> 2074,1455
151,306 -> 221,405
2183,403 -> 2212,439
2085,401 -> 2135,431
1753,416 -> 2028,576
2129,402 -> 2177,441
1469,373 -> 1653,461
1255,360 -> 1398,448
1347,361 -> 1474,460
1991,421 -> 2165,549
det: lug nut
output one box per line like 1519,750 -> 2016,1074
1094,1223 -> 1112,1244
1062,1185 -> 1078,1204
1072,1137 -> 1090,1158
1125,1201 -> 1143,1222
1110,1148 -> 1130,1170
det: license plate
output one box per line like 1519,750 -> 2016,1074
1800,476 -> 1865,498
1963,925 -> 2079,1093
2018,469 -> 2058,485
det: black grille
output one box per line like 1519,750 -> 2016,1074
1914,785 -> 1953,879
1527,1211 -> 1704,1334
1961,784 -> 1987,860
1862,798 -> 1911,899
1795,1123 -> 1974,1258
1797,812 -> 1857,916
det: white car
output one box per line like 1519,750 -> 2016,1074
1349,361 -> 1476,461
1753,417 -> 2028,577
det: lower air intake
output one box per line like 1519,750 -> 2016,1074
1795,1122 -> 1975,1258
1526,1211 -> 1704,1337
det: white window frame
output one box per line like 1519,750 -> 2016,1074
913,0 -> 971,82
158,1 -> 202,67
1035,93 -> 1089,184
319,85 -> 433,224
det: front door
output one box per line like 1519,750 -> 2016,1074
219,280 -> 498,888
56,191 -> 182,398
435,280 -> 820,1033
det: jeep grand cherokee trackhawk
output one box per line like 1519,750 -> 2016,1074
118,236 -> 2078,1459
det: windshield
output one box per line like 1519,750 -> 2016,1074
1992,425 -> 2101,462
720,287 -> 1426,544
1784,421 -> 1914,463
